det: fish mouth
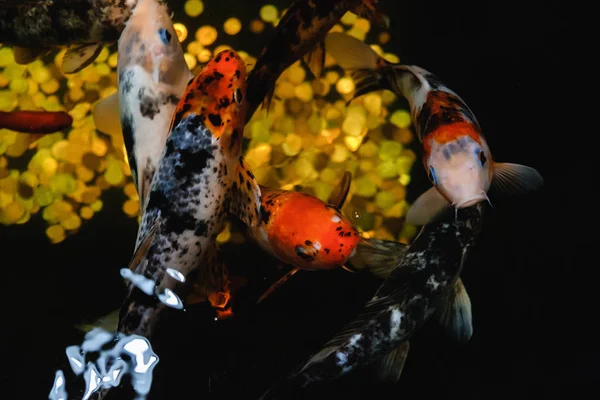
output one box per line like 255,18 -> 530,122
454,193 -> 488,208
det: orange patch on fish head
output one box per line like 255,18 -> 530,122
170,50 -> 247,152
202,50 -> 247,154
268,192 -> 360,270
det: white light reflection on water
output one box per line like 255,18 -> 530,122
49,328 -> 159,400
119,269 -> 155,296
166,268 -> 185,282
157,288 -> 184,309
120,268 -> 185,310
48,370 -> 68,400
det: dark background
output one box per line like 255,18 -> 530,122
1,0 -> 591,399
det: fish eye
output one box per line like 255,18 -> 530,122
477,150 -> 487,166
158,28 -> 172,44
428,166 -> 437,185
233,88 -> 243,104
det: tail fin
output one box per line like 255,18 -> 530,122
325,32 -> 391,103
325,32 -> 381,71
347,238 -> 408,279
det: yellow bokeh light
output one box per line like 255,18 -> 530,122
184,0 -> 204,17
260,5 -> 278,23
249,19 -> 265,34
195,25 -> 218,46
336,77 -> 355,94
224,18 -> 242,35
173,23 -> 188,42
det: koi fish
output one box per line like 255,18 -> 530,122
116,49 -> 262,339
260,203 -> 485,398
0,0 -> 146,74
249,172 -> 361,303
245,0 -> 387,122
92,0 -> 193,210
325,32 -> 543,225
0,110 -> 72,133
347,237 -> 473,381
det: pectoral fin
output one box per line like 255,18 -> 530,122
127,220 -> 160,273
405,187 -> 450,226
61,43 -> 104,74
327,171 -> 352,210
13,46 -> 51,65
348,238 -> 408,278
436,277 -> 473,344
302,40 -> 326,79
257,267 -> 301,304
74,308 -> 120,333
92,92 -> 122,137
491,162 -> 544,196
375,341 -> 410,383
229,156 -> 263,228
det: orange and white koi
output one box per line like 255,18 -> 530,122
0,110 -> 72,134
93,0 -> 193,211
246,0 -> 387,122
325,32 -> 544,225
117,49 -> 262,338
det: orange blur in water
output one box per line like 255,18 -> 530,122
0,110 -> 73,134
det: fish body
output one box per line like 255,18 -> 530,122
254,186 -> 360,271
117,49 -> 262,338
0,0 -> 143,73
245,0 -> 385,121
325,32 -> 543,225
260,203 -> 485,398
0,110 -> 72,133
248,172 -> 363,303
93,0 -> 193,210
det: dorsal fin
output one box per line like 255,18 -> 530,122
327,171 -> 352,209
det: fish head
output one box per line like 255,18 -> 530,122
425,134 -> 492,208
118,0 -> 188,86
267,191 -> 360,270
172,50 -> 248,154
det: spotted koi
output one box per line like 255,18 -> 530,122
116,49 -> 262,339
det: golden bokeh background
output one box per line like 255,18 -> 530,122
0,0 -> 419,245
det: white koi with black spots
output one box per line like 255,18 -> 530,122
260,203 -> 485,398
117,49 -> 262,339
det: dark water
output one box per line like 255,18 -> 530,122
1,0 -> 592,399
